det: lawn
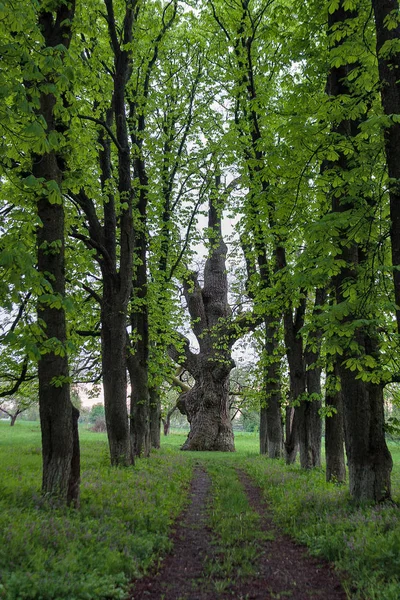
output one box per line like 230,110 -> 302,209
0,422 -> 399,599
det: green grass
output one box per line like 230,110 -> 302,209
206,462 -> 263,583
0,422 -> 192,600
1,423 -> 400,599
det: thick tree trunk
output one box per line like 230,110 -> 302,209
149,387 -> 161,448
129,183 -> 150,458
37,191 -> 80,504
325,362 -> 346,484
169,183 -> 245,452
339,360 -> 392,501
178,366 -> 234,451
372,0 -> 400,333
10,414 -> 18,427
304,359 -> 322,469
32,2 -> 80,504
101,282 -> 132,466
327,2 -> 393,501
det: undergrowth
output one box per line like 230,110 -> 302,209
1,423 -> 400,600
0,423 -> 192,600
242,453 -> 400,600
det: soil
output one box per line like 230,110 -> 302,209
128,465 -> 348,600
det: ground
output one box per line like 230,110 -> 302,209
129,466 -> 347,600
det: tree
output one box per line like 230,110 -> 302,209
371,0 -> 400,334
169,172 -> 260,451
0,0 -> 81,505
325,1 -> 392,501
208,0 -> 323,467
0,395 -> 35,426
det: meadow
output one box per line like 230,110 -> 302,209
0,422 -> 399,599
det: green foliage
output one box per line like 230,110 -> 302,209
87,402 -> 105,424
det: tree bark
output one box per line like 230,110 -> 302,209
178,362 -> 234,451
162,404 -> 177,436
371,0 -> 400,333
128,148 -> 150,458
339,355 -> 392,500
303,289 -> 325,469
325,361 -> 346,484
149,387 -> 161,448
128,352 -> 150,458
327,2 -> 392,501
169,183 -> 238,452
101,283 -> 132,465
76,1 -> 137,467
260,320 -> 283,458
33,2 -> 80,506
283,297 -> 306,466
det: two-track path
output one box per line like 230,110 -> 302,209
129,465 -> 348,600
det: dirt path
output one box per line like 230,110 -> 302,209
232,470 -> 348,600
128,465 -> 348,600
129,465 -> 216,600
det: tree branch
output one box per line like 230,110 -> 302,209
76,114 -> 124,152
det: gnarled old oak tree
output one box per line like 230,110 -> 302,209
169,176 -> 260,451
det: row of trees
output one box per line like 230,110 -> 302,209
1,0 -> 400,505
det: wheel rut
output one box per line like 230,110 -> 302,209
129,465 -> 215,600
232,469 -> 348,600
129,464 -> 348,600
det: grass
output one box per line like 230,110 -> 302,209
0,422 -> 192,600
0,422 -> 400,599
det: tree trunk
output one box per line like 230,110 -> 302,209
169,181 -> 247,452
128,174 -> 150,458
260,320 -> 283,458
325,362 -> 346,484
371,0 -> 400,333
284,406 -> 298,464
101,281 -> 132,466
128,353 -> 150,458
32,2 -> 80,505
304,359 -> 322,469
327,2 -> 393,501
10,414 -> 18,427
303,289 -> 324,469
162,418 -> 170,436
283,305 -> 305,466
339,359 -> 392,501
178,365 -> 234,451
149,387 -> 161,448
162,405 -> 177,437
